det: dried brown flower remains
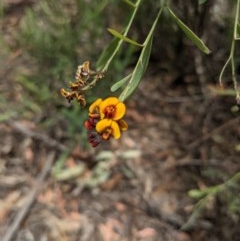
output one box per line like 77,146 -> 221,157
61,61 -> 105,107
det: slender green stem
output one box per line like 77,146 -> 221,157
219,0 -> 240,100
102,0 -> 144,72
87,0 -> 144,89
144,0 -> 168,45
232,0 -> 240,99
119,0 -> 168,101
230,38 -> 240,99
234,0 -> 240,40
219,55 -> 231,86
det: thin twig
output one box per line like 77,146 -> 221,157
2,151 -> 56,241
187,116 -> 240,151
7,120 -> 67,152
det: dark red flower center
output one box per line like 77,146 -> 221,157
104,105 -> 116,119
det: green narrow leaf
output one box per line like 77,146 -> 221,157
111,74 -> 132,92
122,0 -> 136,8
167,7 -> 211,54
188,189 -> 207,199
119,35 -> 153,101
107,28 -> 143,47
96,37 -> 120,71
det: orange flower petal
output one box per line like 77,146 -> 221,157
96,119 -> 112,133
99,97 -> 119,119
101,97 -> 119,107
99,97 -> 126,120
89,98 -> 102,113
110,121 -> 121,139
113,102 -> 126,120
96,119 -> 121,139
118,119 -> 128,131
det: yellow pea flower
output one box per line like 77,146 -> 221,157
96,119 -> 121,140
88,98 -> 102,118
99,97 -> 126,120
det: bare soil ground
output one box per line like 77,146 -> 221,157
1,1 -> 240,241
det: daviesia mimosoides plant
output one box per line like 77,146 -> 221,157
61,61 -> 128,147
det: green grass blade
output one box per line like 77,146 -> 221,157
111,74 -> 132,92
119,35 -> 153,101
167,7 -> 211,54
107,28 -> 143,47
